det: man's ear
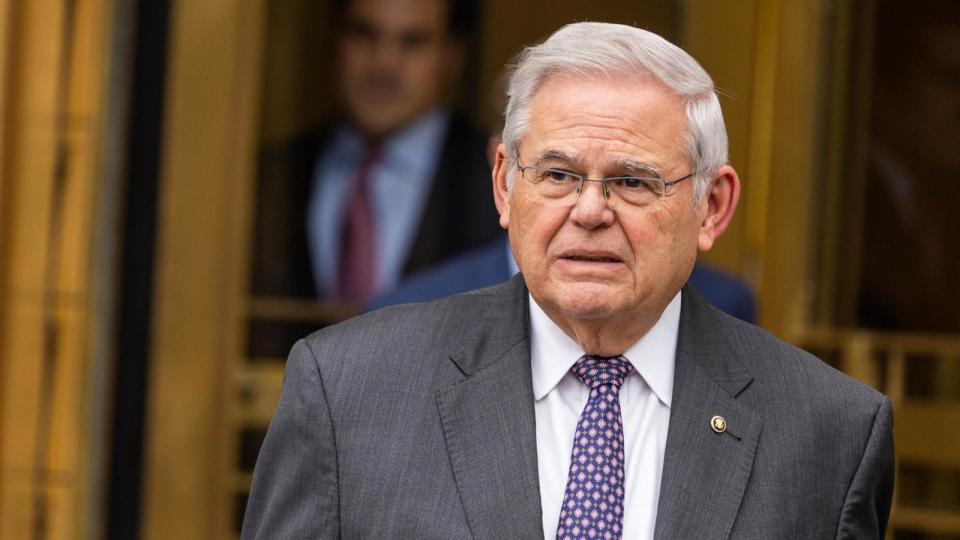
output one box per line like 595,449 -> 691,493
491,142 -> 511,230
698,164 -> 741,252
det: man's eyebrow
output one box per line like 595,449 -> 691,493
615,158 -> 661,178
532,151 -> 661,176
535,149 -> 580,165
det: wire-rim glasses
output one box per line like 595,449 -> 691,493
515,152 -> 694,208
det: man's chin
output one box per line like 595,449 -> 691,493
547,287 -> 628,322
348,108 -> 408,139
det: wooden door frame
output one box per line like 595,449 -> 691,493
141,1 -> 264,538
0,0 -> 117,538
683,0 -> 832,338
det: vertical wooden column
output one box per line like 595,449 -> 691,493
683,0 -> 828,338
0,0 -> 114,538
760,1 -> 827,337
680,0 -> 757,280
0,3 -> 61,534
141,1 -> 264,538
0,0 -> 10,217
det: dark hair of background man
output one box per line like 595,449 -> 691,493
331,0 -> 480,37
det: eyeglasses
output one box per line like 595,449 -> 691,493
515,153 -> 694,208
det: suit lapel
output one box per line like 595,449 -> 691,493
436,276 -> 543,539
654,288 -> 761,540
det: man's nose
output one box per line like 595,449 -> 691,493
370,38 -> 403,70
569,180 -> 615,229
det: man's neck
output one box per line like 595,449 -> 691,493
347,105 -> 447,144
532,292 -> 682,357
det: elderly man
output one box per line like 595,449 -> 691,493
243,23 -> 893,539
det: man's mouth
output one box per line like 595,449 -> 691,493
565,255 -> 621,263
558,250 -> 624,264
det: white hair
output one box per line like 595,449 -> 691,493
501,22 -> 728,201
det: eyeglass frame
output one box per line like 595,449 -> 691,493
514,150 -> 695,203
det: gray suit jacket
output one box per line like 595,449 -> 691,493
242,275 -> 893,539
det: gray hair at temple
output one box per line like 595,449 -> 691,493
501,22 -> 728,202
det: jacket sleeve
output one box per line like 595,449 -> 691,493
835,397 -> 895,539
241,339 -> 340,539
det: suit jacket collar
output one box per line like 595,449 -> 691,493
445,274 -> 530,377
436,278 -> 760,539
436,275 -> 543,538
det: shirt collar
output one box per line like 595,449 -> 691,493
381,107 -> 448,172
332,107 -> 450,167
332,108 -> 449,174
529,291 -> 680,407
505,240 -> 520,276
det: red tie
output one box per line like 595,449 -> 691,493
337,147 -> 381,303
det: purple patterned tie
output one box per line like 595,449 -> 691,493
557,355 -> 634,540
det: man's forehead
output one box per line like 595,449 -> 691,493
526,73 -> 685,128
520,73 -> 686,156
347,0 -> 448,36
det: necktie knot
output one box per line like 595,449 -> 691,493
572,355 -> 634,389
357,145 -> 382,172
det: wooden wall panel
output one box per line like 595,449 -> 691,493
683,0 -> 828,337
0,0 -> 65,535
0,0 -> 11,225
141,1 -> 264,538
758,0 -> 825,337
0,0 -> 113,538
478,0 -> 678,130
258,0 -> 333,145
681,0 -> 757,279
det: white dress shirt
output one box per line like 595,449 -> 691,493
530,292 -> 679,539
307,108 -> 449,298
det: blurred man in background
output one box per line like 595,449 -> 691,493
252,0 -> 499,303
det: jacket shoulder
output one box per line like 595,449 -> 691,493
693,306 -> 889,437
301,280 -> 516,375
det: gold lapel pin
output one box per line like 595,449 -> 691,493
710,415 -> 727,433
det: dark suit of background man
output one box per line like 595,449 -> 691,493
243,22 -> 894,539
251,0 -> 499,302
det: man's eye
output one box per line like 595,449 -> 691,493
542,169 -> 576,183
617,177 -> 657,190
399,32 -> 430,51
346,21 -> 378,43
